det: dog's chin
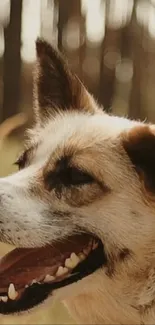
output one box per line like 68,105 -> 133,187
0,233 -> 106,315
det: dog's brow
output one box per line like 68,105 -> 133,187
24,137 -> 39,152
23,144 -> 37,162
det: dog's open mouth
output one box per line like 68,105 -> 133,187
0,234 -> 105,314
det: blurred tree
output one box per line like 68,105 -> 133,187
3,0 -> 22,121
128,0 -> 142,119
98,0 -> 121,112
0,0 -> 154,125
57,0 -> 85,79
57,1 -> 82,49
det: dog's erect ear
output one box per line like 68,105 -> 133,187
123,125 -> 155,193
33,38 -> 98,120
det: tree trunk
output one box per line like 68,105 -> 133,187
3,0 -> 22,121
99,1 -> 122,111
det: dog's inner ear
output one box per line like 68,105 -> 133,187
33,38 -> 98,120
123,125 -> 155,193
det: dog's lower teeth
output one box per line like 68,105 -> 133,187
8,283 -> 18,300
44,274 -> 55,283
1,296 -> 8,303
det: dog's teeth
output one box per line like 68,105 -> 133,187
31,279 -> 37,285
89,239 -> 93,247
1,296 -> 8,303
83,248 -> 89,255
56,266 -> 68,277
65,257 -> 73,269
65,257 -> 76,269
8,283 -> 18,300
92,241 -> 99,250
83,246 -> 91,255
70,253 -> 80,266
65,253 -> 80,269
44,274 -> 55,283
78,252 -> 86,261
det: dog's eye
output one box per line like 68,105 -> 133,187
65,167 -> 94,186
45,167 -> 94,191
14,151 -> 27,170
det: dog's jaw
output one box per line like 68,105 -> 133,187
64,274 -> 140,325
64,266 -> 155,325
65,295 -> 139,324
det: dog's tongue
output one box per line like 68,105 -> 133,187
0,234 -> 91,294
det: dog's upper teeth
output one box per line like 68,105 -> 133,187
65,253 -> 80,269
83,246 -> 91,255
1,296 -> 8,303
92,241 -> 99,250
78,252 -> 86,261
56,266 -> 68,277
65,257 -> 72,269
44,274 -> 55,283
8,283 -> 18,300
31,279 -> 38,285
70,252 -> 80,266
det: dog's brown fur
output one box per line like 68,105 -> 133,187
1,39 -> 155,324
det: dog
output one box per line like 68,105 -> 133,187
0,39 -> 155,324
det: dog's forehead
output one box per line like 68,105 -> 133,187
31,112 -> 137,162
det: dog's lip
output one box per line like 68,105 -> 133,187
0,239 -> 105,315
0,234 -> 95,297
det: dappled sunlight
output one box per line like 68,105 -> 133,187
84,0 -> 106,43
21,0 -> 41,63
136,0 -> 155,38
107,0 -> 134,28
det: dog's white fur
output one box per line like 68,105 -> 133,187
0,39 -> 155,324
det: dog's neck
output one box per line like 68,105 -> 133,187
64,266 -> 155,324
65,293 -> 140,324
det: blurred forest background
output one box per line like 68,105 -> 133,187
0,0 -> 155,323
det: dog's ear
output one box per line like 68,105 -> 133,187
123,125 -> 155,193
33,38 -> 98,120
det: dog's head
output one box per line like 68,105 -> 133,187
0,39 -> 155,322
